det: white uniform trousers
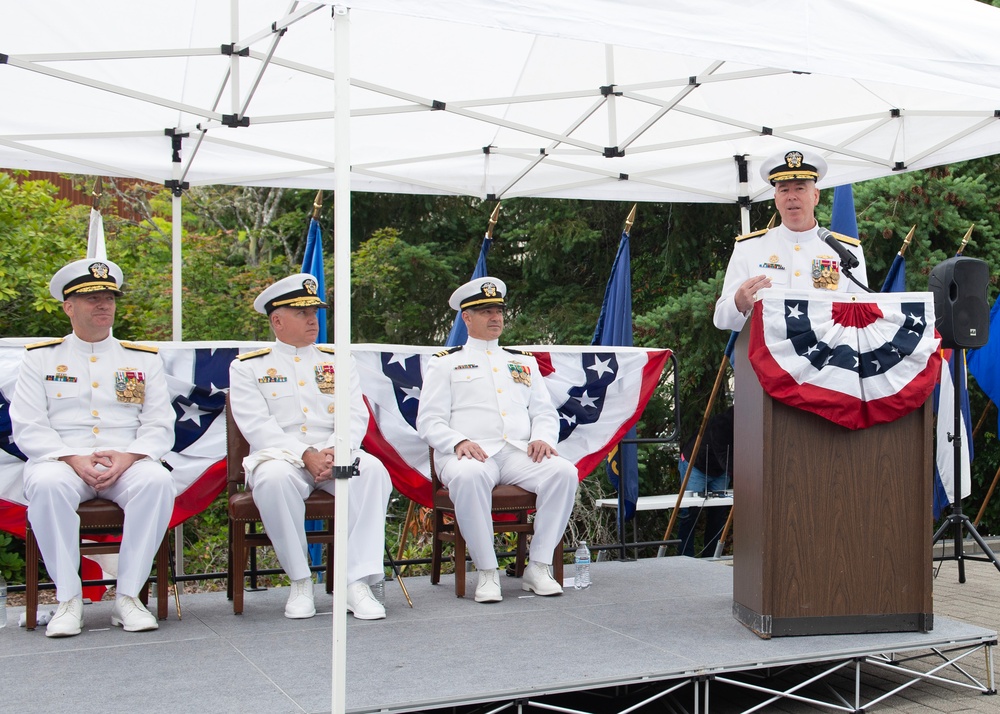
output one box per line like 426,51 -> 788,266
248,449 -> 391,585
23,458 -> 174,602
436,443 -> 578,570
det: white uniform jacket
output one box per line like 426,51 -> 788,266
713,224 -> 869,332
417,337 -> 560,458
10,333 -> 174,462
228,340 -> 369,457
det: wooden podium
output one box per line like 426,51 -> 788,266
732,328 -> 933,638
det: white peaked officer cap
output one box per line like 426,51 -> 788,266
760,148 -> 829,185
253,273 -> 329,315
448,277 -> 507,311
49,258 -> 124,301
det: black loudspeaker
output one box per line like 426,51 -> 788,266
928,256 -> 990,349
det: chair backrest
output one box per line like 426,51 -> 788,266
428,446 -> 442,490
225,393 -> 251,492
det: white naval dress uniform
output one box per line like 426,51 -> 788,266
713,224 -> 869,332
416,337 -> 578,570
10,333 -> 176,602
228,341 -> 391,586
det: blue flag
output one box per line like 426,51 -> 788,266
830,184 -> 858,239
968,296 -> 1000,436
446,236 -> 491,347
880,254 -> 906,293
592,230 -> 637,523
302,217 -> 327,343
301,216 -> 327,568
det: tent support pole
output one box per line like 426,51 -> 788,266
332,6 -> 352,714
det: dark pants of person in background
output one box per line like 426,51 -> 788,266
677,457 -> 731,558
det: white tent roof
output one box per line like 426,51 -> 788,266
4,0 -> 1000,204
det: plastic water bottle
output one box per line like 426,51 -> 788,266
574,541 -> 591,590
371,578 -> 385,605
0,571 -> 7,628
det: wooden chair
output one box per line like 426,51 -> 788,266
225,394 -> 335,615
429,449 -> 564,597
24,499 -> 170,630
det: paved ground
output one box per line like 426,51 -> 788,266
723,550 -> 1000,713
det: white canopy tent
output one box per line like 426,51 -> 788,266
5,2 -> 1000,711
4,1 -> 1000,202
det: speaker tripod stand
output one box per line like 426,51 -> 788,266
931,348 -> 1000,582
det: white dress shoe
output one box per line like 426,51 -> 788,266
474,568 -> 503,603
522,561 -> 563,596
111,595 -> 159,632
284,577 -> 316,619
46,597 -> 84,638
346,581 -> 386,620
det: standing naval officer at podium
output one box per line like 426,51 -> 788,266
713,149 -> 869,331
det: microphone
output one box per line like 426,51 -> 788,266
818,227 -> 859,270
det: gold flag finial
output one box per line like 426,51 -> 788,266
311,191 -> 323,220
486,202 -> 501,239
898,225 -> 915,257
624,204 -> 637,236
91,177 -> 104,209
957,224 -> 974,255
766,212 -> 777,230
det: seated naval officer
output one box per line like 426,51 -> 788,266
228,273 -> 392,620
416,277 -> 578,603
10,258 -> 176,637
713,148 -> 869,332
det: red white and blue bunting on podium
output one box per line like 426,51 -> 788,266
747,290 -> 942,430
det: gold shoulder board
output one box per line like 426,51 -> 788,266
734,228 -> 769,243
121,341 -> 159,354
237,347 -> 272,361
25,338 -> 65,351
503,347 -> 533,356
831,231 -> 861,247
316,345 -> 336,354
433,346 -> 462,358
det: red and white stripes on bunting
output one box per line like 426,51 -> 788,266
747,290 -> 941,430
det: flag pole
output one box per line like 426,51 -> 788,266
660,346 -> 730,554
487,201 -> 501,238
91,176 -> 103,209
957,224 -> 974,255
973,401 -> 994,440
395,500 -> 416,565
313,190 -> 323,219
974,463 -> 1000,527
713,505 -> 735,558
766,212 -> 777,230
624,204 -> 637,237
898,225 -> 915,257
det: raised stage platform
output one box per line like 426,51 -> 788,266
1,557 -> 996,713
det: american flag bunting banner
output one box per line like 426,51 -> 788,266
747,290 -> 942,430
1,340 -> 670,536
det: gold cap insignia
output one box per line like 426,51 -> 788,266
784,151 -> 804,169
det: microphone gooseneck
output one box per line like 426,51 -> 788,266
818,227 -> 860,270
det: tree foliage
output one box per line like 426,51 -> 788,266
4,157 -> 1000,547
